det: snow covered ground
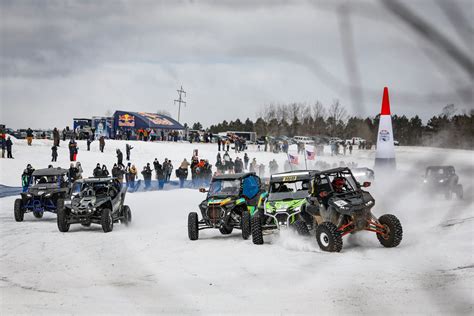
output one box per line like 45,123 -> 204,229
1,138 -> 473,314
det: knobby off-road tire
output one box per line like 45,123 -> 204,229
188,212 -> 199,240
56,199 -> 70,232
293,219 -> 310,236
101,208 -> 114,233
14,199 -> 24,222
377,214 -> 403,248
316,222 -> 343,252
33,211 -> 43,219
122,205 -> 132,226
251,215 -> 264,245
241,211 -> 251,240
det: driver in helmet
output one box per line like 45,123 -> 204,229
332,177 -> 346,193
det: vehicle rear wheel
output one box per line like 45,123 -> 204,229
56,199 -> 70,232
14,199 -> 24,222
188,212 -> 199,240
241,211 -> 251,240
293,219 -> 310,236
122,205 -> 132,226
101,208 -> 114,233
316,222 -> 342,252
377,214 -> 403,248
219,225 -> 233,235
33,211 -> 43,219
251,215 -> 264,245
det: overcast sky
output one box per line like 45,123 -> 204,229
1,0 -> 473,129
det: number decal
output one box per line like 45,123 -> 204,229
282,176 -> 297,181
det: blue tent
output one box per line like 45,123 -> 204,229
113,111 -> 184,131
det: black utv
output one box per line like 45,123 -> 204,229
188,173 -> 266,240
57,177 -> 131,233
303,167 -> 403,252
14,168 -> 70,221
423,166 -> 463,199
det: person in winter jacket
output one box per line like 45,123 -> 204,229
258,164 -> 265,178
93,163 -> 103,177
51,145 -> 58,162
53,128 -> 60,147
99,136 -> 105,153
1,136 -> 5,158
21,164 -> 35,192
163,159 -> 173,182
116,149 -> 124,168
125,162 -> 132,186
68,163 -> 79,182
129,165 -> 137,189
26,128 -> 33,146
269,159 -> 279,175
68,139 -> 77,161
6,137 -> 13,158
75,162 -> 83,179
234,157 -> 244,173
217,138 -> 222,151
102,165 -> 109,177
153,158 -> 161,172
176,159 -> 190,188
125,144 -> 133,160
87,137 -> 92,151
155,163 -> 165,190
215,158 -> 225,174
141,165 -> 152,189
243,153 -> 249,170
249,158 -> 257,173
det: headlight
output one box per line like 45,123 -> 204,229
439,179 -> 444,183
423,179 -> 427,183
365,200 -> 373,206
37,191 -> 44,195
45,193 -> 52,198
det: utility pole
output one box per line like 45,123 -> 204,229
174,86 -> 186,123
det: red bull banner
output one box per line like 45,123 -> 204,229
118,114 -> 135,127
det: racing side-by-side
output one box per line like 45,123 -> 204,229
13,164 -> 464,252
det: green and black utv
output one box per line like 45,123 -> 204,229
251,170 -> 317,245
188,172 -> 266,241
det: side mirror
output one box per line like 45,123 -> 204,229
199,187 -> 208,193
362,181 -> 371,188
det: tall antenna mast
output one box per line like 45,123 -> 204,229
174,85 -> 187,123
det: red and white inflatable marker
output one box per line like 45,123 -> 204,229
375,87 -> 396,169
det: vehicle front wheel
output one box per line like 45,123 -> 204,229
241,211 -> 251,240
56,199 -> 70,232
315,222 -> 343,252
188,212 -> 199,240
101,208 -> 114,233
377,214 -> 403,248
122,205 -> 132,226
293,219 -> 310,236
251,215 -> 264,245
33,211 -> 43,219
14,199 -> 24,222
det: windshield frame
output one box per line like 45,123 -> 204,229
208,178 -> 242,198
